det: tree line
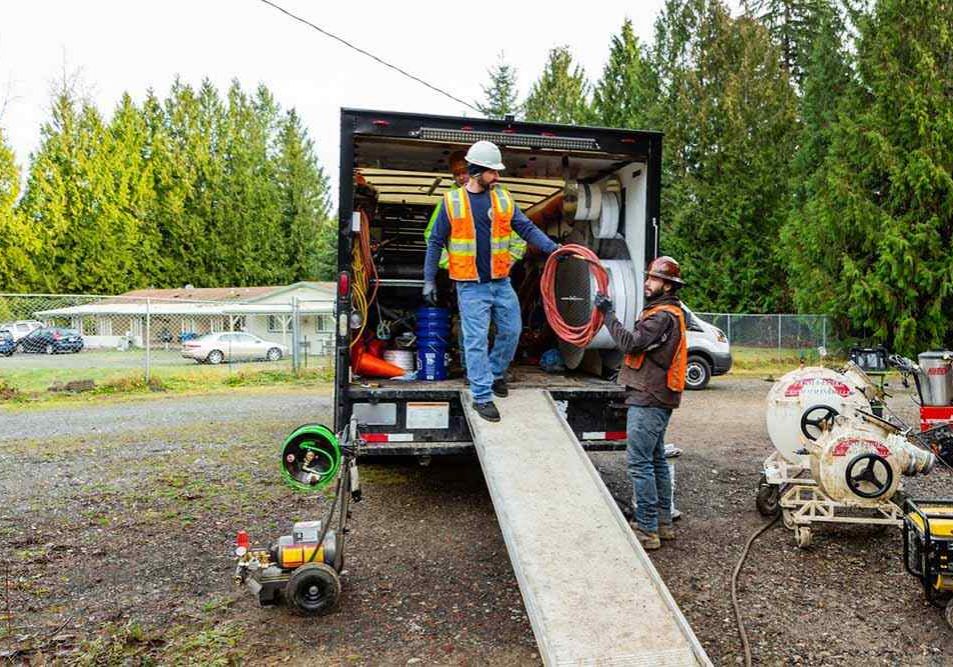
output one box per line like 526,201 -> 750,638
1,0 -> 949,352
479,0 -> 951,353
0,78 -> 335,295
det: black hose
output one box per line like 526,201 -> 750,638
731,515 -> 780,667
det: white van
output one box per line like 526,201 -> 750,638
684,305 -> 732,390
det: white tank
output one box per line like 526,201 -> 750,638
765,366 -> 872,465
810,417 -> 935,505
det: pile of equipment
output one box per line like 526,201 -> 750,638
758,360 -> 937,548
233,423 -> 361,615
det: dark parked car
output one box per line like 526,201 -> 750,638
0,331 -> 14,357
18,327 -> 84,354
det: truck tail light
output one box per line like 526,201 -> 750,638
338,271 -> 351,298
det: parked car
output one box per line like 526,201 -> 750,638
683,304 -> 732,390
0,319 -> 46,342
17,327 -> 84,354
0,331 -> 14,357
181,332 -> 289,364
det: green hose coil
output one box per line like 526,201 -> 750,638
280,423 -> 341,492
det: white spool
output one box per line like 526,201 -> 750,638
588,259 -> 637,349
573,182 -> 602,221
591,191 -> 620,239
383,349 -> 416,373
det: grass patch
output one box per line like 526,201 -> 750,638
726,345 -> 846,378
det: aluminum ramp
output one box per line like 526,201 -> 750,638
463,389 -> 711,666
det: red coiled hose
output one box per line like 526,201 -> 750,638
541,244 -> 610,347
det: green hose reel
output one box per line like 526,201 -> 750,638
280,424 -> 342,492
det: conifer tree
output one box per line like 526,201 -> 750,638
523,46 -> 592,125
477,53 -> 521,120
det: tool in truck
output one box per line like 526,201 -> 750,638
422,140 -> 562,422
332,110 -> 712,664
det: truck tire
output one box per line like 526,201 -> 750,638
685,355 -> 711,390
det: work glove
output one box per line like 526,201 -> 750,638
422,281 -> 439,307
594,292 -> 614,315
554,244 -> 572,263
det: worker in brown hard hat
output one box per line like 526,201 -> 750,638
593,255 -> 688,550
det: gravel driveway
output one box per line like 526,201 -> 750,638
1,379 -> 951,665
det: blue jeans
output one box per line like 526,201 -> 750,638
626,406 -> 673,534
456,278 -> 521,403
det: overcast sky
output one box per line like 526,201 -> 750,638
1,0 -> 670,190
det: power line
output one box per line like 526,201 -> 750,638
256,0 -> 482,114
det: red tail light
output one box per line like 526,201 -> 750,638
338,271 -> 351,298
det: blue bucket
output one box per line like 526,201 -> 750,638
416,307 -> 451,381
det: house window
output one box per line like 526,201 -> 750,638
229,316 -> 246,332
268,315 -> 292,333
315,314 -> 334,333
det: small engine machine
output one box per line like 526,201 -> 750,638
903,498 -> 953,629
233,422 -> 361,615
759,359 -> 937,547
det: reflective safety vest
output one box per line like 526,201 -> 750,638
444,185 -> 518,281
425,185 -> 526,270
624,304 -> 688,392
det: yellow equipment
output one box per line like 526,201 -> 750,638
903,498 -> 953,628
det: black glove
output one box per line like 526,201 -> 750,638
554,244 -> 571,263
422,281 -> 439,306
594,292 -> 614,314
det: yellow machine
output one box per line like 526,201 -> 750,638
903,498 -> 953,628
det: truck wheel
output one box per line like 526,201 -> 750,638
685,355 -> 711,390
285,563 -> 341,616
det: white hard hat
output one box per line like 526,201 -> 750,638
465,140 -> 506,171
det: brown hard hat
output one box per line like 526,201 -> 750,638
646,255 -> 685,286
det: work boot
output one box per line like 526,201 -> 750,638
473,401 -> 501,423
630,525 -> 661,550
658,523 -> 676,541
492,378 -> 509,398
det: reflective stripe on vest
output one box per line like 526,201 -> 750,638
443,185 -> 516,281
623,304 -> 688,393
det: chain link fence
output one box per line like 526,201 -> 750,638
696,312 -> 835,363
0,292 -> 335,396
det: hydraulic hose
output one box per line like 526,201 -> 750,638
541,244 -> 610,348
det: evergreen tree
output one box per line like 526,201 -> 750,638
745,0 -> 836,84
277,109 -> 332,281
0,128 -> 37,291
653,0 -> 799,311
591,19 -> 660,130
477,53 -> 521,120
781,0 -> 953,353
523,46 -> 592,124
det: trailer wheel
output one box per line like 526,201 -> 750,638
755,475 -> 781,518
285,563 -> 340,616
795,526 -> 812,549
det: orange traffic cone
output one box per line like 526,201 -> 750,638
353,349 -> 406,378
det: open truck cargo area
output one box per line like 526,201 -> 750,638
334,109 -> 662,455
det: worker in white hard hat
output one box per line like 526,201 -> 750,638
423,140 -> 561,422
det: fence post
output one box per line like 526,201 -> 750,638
822,316 -> 827,350
727,314 -> 732,343
777,314 -> 782,364
145,298 -> 151,383
291,297 -> 300,374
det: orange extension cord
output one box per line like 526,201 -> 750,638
541,243 -> 610,348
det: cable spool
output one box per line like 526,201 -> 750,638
281,424 -> 342,492
574,182 -> 602,221
591,191 -> 620,239
542,245 -> 609,353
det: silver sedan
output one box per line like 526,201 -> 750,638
181,332 -> 289,364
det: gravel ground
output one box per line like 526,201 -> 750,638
1,378 -> 951,665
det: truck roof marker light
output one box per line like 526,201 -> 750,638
461,125 -> 474,131
540,131 -> 556,137
372,119 -> 390,127
620,138 -> 636,144
338,271 -> 351,298
502,128 -> 516,134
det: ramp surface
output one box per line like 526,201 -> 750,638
463,389 -> 710,666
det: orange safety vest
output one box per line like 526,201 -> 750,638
624,304 -> 688,392
443,185 -> 516,281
